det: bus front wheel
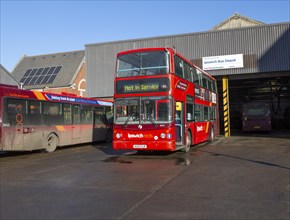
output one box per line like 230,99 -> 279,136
44,133 -> 58,153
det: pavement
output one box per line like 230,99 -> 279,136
0,131 -> 289,220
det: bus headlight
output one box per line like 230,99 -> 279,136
167,133 -> 172,139
160,133 -> 166,139
116,133 -> 121,139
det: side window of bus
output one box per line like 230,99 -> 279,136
43,102 -> 62,125
63,104 -> 72,125
186,95 -> 194,122
174,55 -> 183,78
202,76 -> 209,90
209,80 -> 213,92
94,106 -> 106,124
208,78 -> 211,91
204,106 -> 209,121
81,106 -> 93,124
212,81 -> 217,93
195,69 -> 203,86
195,105 -> 204,122
6,99 -> 27,125
192,67 -> 198,84
183,62 -> 192,82
28,100 -> 42,125
105,106 -> 113,124
210,107 -> 216,121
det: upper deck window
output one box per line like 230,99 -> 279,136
117,51 -> 169,77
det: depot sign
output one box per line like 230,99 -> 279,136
202,54 -> 244,70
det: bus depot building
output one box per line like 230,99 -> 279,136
85,20 -> 290,133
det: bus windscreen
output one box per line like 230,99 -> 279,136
117,51 -> 169,77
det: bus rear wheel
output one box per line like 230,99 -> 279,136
44,133 -> 58,153
182,131 -> 191,153
208,127 -> 214,142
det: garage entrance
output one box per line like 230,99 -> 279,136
216,72 -> 290,133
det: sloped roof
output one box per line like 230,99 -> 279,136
210,13 -> 265,31
0,64 -> 19,86
12,50 -> 85,89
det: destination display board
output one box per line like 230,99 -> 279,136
115,78 -> 170,94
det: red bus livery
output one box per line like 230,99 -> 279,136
0,84 -> 113,152
113,47 -> 219,152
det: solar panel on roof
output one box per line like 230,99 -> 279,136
20,66 -> 62,86
29,69 -> 37,77
30,77 -> 38,85
41,75 -> 51,85
47,67 -> 55,75
35,76 -> 45,84
24,77 -> 32,85
54,66 -> 61,74
23,69 -> 32,77
20,77 -> 25,83
42,67 -> 49,75
46,74 -> 57,84
35,68 -> 44,76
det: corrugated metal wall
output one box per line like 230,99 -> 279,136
85,22 -> 290,98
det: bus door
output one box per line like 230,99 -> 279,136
72,105 -> 81,143
175,102 -> 184,144
93,106 -> 108,141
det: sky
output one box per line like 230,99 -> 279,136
1,0 -> 289,72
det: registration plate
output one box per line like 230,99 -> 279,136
133,145 -> 147,149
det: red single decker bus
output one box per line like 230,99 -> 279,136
0,84 -> 113,152
113,47 -> 219,152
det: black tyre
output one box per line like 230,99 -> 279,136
208,127 -> 215,142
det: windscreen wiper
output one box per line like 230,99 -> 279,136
123,115 -> 131,128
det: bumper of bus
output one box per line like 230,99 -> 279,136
113,140 -> 176,151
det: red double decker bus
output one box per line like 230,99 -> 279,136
0,84 -> 113,152
113,47 -> 219,152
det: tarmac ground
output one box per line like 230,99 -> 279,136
0,130 -> 289,220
